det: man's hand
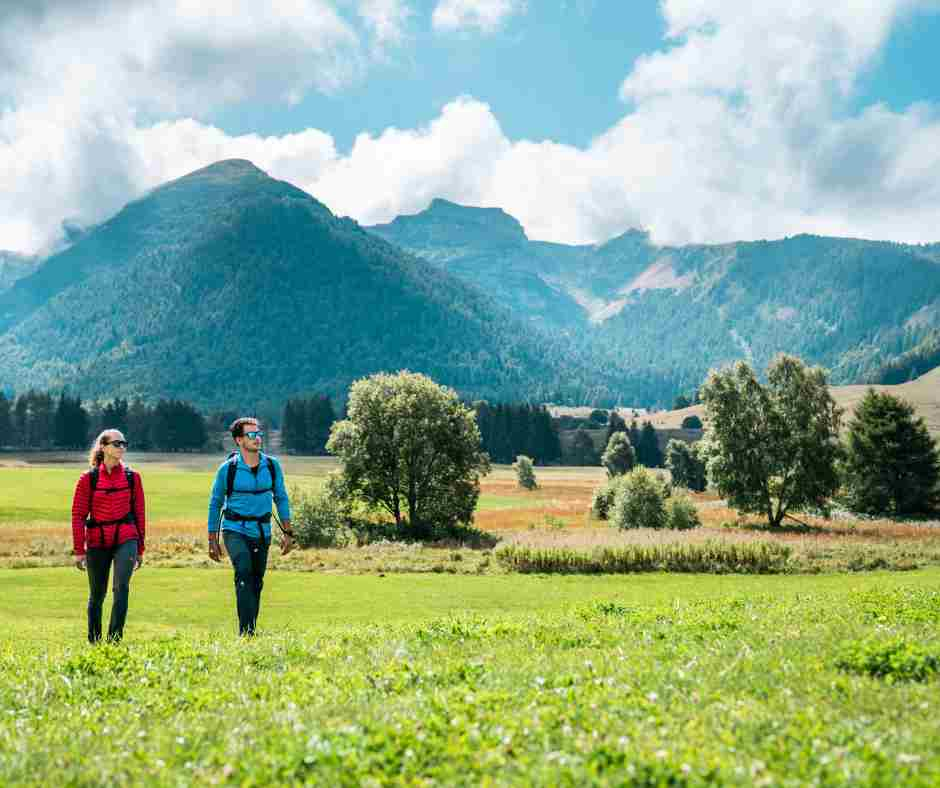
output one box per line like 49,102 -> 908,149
279,520 -> 295,556
280,533 -> 295,557
208,534 -> 222,563
75,556 -> 86,571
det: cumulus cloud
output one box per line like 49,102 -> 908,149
3,0 -> 940,253
604,0 -> 940,244
358,0 -> 412,45
0,0 -> 385,251
309,0 -> 940,247
431,0 -> 525,33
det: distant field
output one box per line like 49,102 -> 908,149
0,452 -> 339,526
649,365 -> 940,437
0,453 -> 603,530
3,452 -> 940,577
1,569 -> 939,784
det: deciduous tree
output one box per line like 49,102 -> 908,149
327,371 -> 490,539
602,431 -> 636,477
699,355 -> 842,527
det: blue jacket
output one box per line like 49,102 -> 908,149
207,452 -> 291,540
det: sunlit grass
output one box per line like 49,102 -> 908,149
2,569 -> 940,784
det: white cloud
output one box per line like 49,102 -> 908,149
431,0 -> 525,33
0,0 -> 372,252
358,0 -> 412,45
312,98 -> 510,222
4,0 -> 940,254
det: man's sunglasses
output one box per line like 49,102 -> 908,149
244,431 -> 265,440
106,440 -> 129,449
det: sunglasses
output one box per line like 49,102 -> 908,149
244,431 -> 264,440
106,440 -> 128,449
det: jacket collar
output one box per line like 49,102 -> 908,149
97,461 -> 125,477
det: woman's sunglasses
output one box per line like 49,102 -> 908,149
105,440 -> 129,449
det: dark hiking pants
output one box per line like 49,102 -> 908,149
86,539 -> 138,643
223,531 -> 270,636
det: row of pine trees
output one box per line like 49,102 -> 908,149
472,402 -> 561,465
0,392 -> 208,451
280,396 -> 337,455
1,389 -> 671,468
565,412 -> 665,468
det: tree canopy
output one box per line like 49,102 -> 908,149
665,439 -> 707,492
602,431 -> 636,477
326,371 -> 490,539
842,389 -> 940,515
700,355 -> 842,527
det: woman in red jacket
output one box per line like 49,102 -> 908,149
71,429 -> 146,643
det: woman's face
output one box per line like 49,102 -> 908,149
102,431 -> 127,462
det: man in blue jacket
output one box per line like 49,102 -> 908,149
207,417 -> 293,636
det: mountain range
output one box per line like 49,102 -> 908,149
0,160 -> 619,410
1,159 -> 939,410
368,200 -> 940,401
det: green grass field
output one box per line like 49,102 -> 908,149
1,568 -> 939,785
0,454 -> 342,526
0,454 -> 565,527
3,457 -> 940,784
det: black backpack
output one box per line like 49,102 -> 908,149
225,451 -> 277,501
220,452 -> 279,540
86,466 -> 140,549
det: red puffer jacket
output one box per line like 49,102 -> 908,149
71,462 -> 146,556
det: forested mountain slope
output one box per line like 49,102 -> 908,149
0,161 -> 622,408
370,203 -> 940,401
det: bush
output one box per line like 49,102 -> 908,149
610,467 -> 668,530
591,475 -> 629,520
513,455 -> 538,490
665,495 -> 701,530
681,415 -> 703,429
292,486 -> 355,548
601,432 -> 635,477
836,638 -> 940,683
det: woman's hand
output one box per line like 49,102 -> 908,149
75,556 -> 86,571
135,555 -> 144,570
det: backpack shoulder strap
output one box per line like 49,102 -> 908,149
125,468 -> 136,511
225,452 -> 239,500
89,466 -> 99,495
266,455 -> 277,492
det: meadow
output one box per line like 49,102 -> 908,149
1,569 -> 940,785
2,453 -> 940,784
2,452 -> 939,575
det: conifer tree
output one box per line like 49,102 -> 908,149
570,428 -> 598,466
842,389 -> 940,515
637,421 -> 664,468
0,393 -> 11,448
605,411 -> 627,446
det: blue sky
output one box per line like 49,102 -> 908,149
2,0 -> 940,253
210,2 -> 940,153
212,2 -> 668,151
